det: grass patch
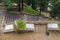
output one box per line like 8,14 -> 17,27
24,6 -> 39,15
57,22 -> 60,29
16,20 -> 26,31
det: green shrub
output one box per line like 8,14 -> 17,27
5,0 -> 13,9
24,6 -> 39,15
16,20 -> 26,31
57,22 -> 60,29
50,2 -> 60,19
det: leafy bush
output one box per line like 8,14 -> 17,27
5,0 -> 13,9
0,0 -> 2,3
16,20 -> 26,31
50,2 -> 60,19
24,6 -> 39,15
57,22 -> 60,29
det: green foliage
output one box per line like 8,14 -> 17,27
40,0 -> 49,11
24,0 -> 36,9
0,0 -> 2,3
4,0 -> 13,9
24,6 -> 39,15
25,0 -> 32,5
16,20 -> 26,31
50,2 -> 60,18
35,0 -> 40,6
57,22 -> 60,29
31,0 -> 36,9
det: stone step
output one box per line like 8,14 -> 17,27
0,16 -> 3,17
0,24 -> 2,25
0,18 -> 3,19
0,20 -> 2,22
0,26 -> 2,27
0,5 -> 6,10
0,18 -> 3,20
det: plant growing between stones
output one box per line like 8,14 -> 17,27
14,20 -> 26,31
57,22 -> 60,29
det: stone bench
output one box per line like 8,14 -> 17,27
1,23 -> 34,33
46,23 -> 60,35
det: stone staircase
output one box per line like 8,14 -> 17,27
4,13 -> 23,25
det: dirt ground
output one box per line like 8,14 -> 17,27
0,25 -> 60,40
